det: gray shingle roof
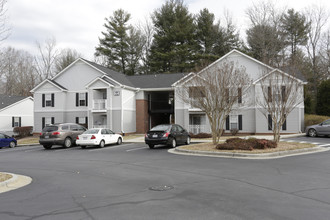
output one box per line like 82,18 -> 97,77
127,73 -> 187,88
0,94 -> 28,110
82,59 -> 187,89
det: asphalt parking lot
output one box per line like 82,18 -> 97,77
0,138 -> 330,220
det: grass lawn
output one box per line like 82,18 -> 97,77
179,141 -> 316,154
17,136 -> 39,145
0,173 -> 12,182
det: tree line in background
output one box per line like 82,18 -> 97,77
0,0 -> 329,115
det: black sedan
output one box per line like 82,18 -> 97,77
145,124 -> 191,149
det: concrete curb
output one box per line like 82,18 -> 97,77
0,173 -> 18,187
0,173 -> 32,193
170,145 -> 329,159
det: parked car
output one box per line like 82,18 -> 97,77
306,119 -> 330,137
145,124 -> 191,149
76,128 -> 123,148
39,123 -> 86,149
0,133 -> 17,148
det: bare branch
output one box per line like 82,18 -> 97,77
176,60 -> 252,144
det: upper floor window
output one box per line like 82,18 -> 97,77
76,92 -> 88,107
42,93 -> 54,107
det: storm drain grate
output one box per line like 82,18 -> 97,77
149,185 -> 174,191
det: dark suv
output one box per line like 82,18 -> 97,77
39,123 -> 86,149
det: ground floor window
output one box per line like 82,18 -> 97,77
226,115 -> 242,131
42,117 -> 54,129
12,117 -> 21,127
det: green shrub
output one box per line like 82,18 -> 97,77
13,126 -> 33,138
305,114 -> 330,128
316,79 -> 330,116
216,138 -> 277,151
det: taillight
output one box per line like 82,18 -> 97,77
91,135 -> 96,139
145,133 -> 148,138
76,136 -> 79,140
39,133 -> 42,136
163,132 -> 170,137
52,131 -> 60,135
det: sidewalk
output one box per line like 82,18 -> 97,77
124,133 -> 306,143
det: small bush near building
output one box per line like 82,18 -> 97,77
13,126 -> 33,138
216,138 -> 277,151
189,133 -> 212,138
230,128 -> 239,136
305,114 -> 330,128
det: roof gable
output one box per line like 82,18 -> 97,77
0,95 -> 33,110
30,79 -> 67,93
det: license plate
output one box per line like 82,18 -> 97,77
45,136 -> 49,139
83,137 -> 87,140
152,134 -> 158,138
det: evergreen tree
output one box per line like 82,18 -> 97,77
195,9 -> 219,65
316,79 -> 330,116
280,9 -> 310,63
246,24 -> 285,67
149,0 -> 196,73
95,9 -> 131,74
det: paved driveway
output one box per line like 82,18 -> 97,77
283,135 -> 330,147
0,143 -> 330,220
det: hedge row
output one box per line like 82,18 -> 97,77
13,126 -> 33,138
305,114 -> 330,128
216,138 -> 277,151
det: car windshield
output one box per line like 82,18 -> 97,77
42,126 -> 58,132
83,129 -> 99,134
150,125 -> 171,131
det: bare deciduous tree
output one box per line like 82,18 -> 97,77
304,5 -> 329,100
176,61 -> 251,144
256,70 -> 304,143
34,37 -> 59,81
137,19 -> 155,74
0,47 -> 37,96
55,48 -> 81,74
0,0 -> 9,43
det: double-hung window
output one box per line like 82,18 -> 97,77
12,117 -> 21,127
76,92 -> 88,107
42,93 -> 54,107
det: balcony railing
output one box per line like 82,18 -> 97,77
189,125 -> 206,134
93,99 -> 107,110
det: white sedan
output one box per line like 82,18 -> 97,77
76,128 -> 123,148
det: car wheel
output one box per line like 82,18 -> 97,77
99,140 -> 105,148
9,141 -> 16,148
170,138 -> 177,148
308,128 -> 317,137
148,144 -> 154,149
117,137 -> 122,145
63,137 -> 72,148
43,145 -> 52,149
185,136 -> 191,145
81,146 -> 86,149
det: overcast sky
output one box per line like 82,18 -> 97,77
2,0 -> 330,60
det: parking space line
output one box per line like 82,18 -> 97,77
319,144 -> 330,147
126,147 -> 147,152
88,143 -> 136,152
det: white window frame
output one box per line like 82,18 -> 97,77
45,117 -> 52,126
13,117 -> 20,127
230,115 -> 238,130
45,94 -> 52,107
79,93 -> 86,106
78,117 -> 86,124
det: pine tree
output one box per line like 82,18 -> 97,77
95,9 -> 131,74
149,0 -> 196,73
